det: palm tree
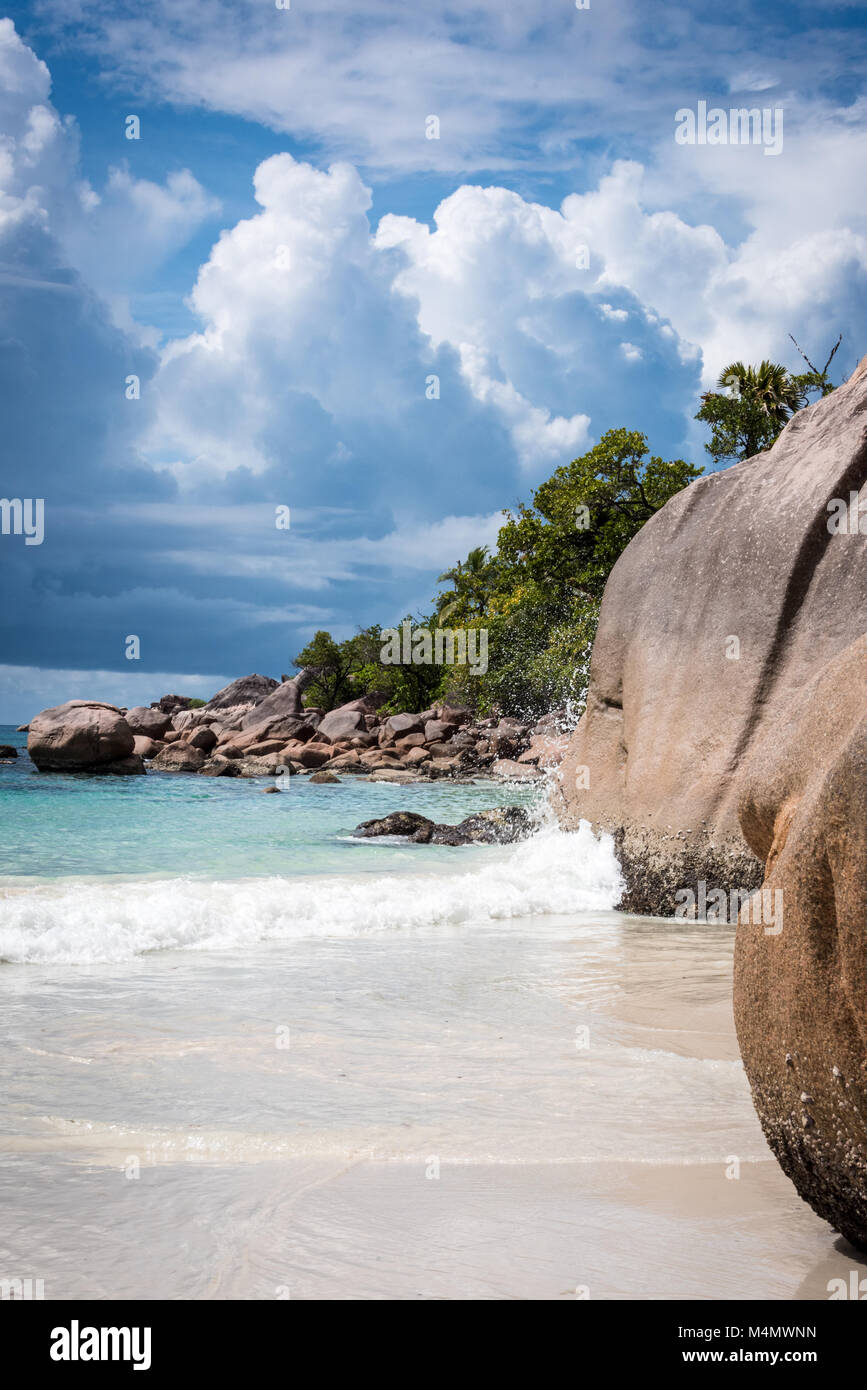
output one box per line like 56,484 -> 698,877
718,360 -> 802,429
435,546 -> 493,622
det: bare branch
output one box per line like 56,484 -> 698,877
788,333 -> 819,376
822,333 -> 843,375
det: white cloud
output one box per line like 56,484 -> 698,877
0,19 -> 218,317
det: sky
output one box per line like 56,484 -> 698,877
1,0 -> 866,721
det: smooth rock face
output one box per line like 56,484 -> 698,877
28,701 -> 136,771
557,363 -> 867,915
734,634 -> 867,1249
556,360 -> 867,1248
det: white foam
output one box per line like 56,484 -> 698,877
0,822 -> 623,964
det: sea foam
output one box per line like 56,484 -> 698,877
0,821 -> 623,964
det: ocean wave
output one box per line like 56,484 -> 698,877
0,821 -> 624,964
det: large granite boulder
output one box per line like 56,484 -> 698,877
557,357 -> 867,915
734,633 -> 867,1248
28,701 -> 142,773
557,357 -> 867,1248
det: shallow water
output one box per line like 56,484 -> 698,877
0,725 -> 857,1298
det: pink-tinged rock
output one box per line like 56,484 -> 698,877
425,741 -> 455,758
293,742 -> 333,769
28,701 -> 135,772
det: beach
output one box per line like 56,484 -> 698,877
1,730 -> 859,1299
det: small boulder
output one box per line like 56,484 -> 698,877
318,708 -> 365,741
424,719 -> 458,744
125,706 -> 173,739
199,755 -> 238,777
151,743 -> 207,773
395,732 -> 426,751
310,771 -> 341,784
385,712 -> 424,738
0,744 -> 18,758
187,726 -> 218,752
233,756 -> 288,778
402,747 -> 431,767
439,705 -> 471,726
518,733 -> 571,767
354,812 -> 434,838
293,742 -> 333,769
132,735 -> 163,759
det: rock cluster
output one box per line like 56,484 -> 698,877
24,674 -> 573,782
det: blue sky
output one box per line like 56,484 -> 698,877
1,0 -> 866,720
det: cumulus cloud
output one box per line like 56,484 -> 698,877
3,8 -> 867,719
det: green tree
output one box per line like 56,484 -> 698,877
293,630 -> 363,710
496,428 -> 702,603
695,348 -> 842,468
